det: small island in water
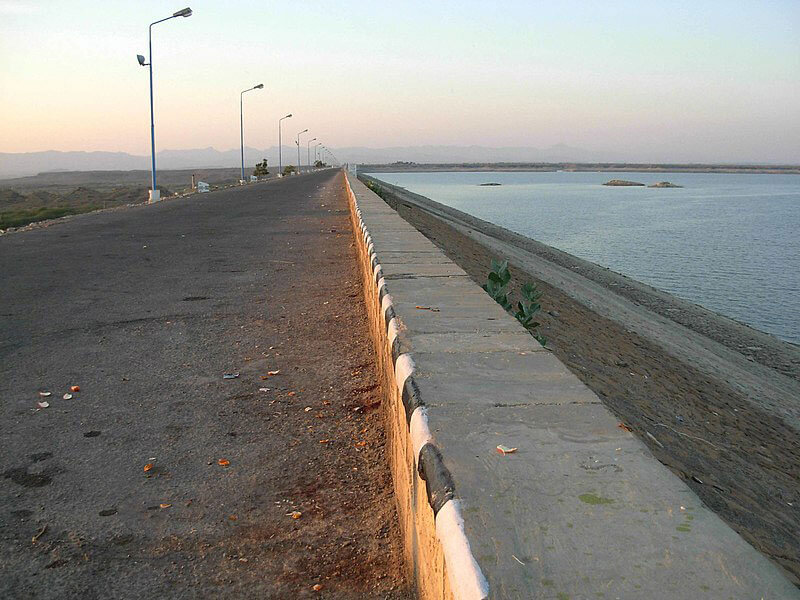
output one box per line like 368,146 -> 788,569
603,179 -> 645,186
648,181 -> 683,188
478,182 -> 502,186
602,179 -> 683,188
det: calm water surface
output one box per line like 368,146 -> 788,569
371,171 -> 800,345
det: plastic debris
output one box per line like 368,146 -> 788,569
304,407 -> 312,412
143,463 -> 154,472
313,584 -> 323,591
618,422 -> 633,432
70,385 -> 80,392
267,370 -> 280,376
218,458 -> 230,467
38,391 -> 51,397
223,373 -> 239,380
319,439 -> 330,444
289,511 -> 302,519
159,503 -> 171,509
63,393 -> 73,400
258,388 -> 269,393
496,444 -> 518,455
37,401 -> 50,409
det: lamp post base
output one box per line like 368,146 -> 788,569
148,189 -> 161,203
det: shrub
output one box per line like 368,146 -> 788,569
483,259 -> 547,346
253,159 -> 269,176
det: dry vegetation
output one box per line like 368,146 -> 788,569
0,168 -> 245,229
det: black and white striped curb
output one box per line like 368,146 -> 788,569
345,176 -> 489,600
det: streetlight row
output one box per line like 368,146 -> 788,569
136,6 -> 337,203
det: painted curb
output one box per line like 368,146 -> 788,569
345,173 -> 489,600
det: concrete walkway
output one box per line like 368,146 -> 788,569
347,174 -> 799,600
0,171 -> 412,599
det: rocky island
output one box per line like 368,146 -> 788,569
478,182 -> 502,186
648,181 -> 683,188
603,179 -> 645,186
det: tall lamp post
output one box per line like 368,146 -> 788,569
137,6 -> 193,204
240,83 -> 264,183
278,113 -> 291,177
296,129 -> 308,174
314,142 -> 322,166
306,137 -> 316,171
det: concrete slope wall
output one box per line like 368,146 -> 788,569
343,172 -> 799,600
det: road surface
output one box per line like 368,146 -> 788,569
0,170 -> 412,599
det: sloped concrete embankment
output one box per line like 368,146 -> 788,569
343,171 -> 799,600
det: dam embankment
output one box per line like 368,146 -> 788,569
346,171 -> 800,598
360,173 -> 800,586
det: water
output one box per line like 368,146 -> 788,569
370,171 -> 800,345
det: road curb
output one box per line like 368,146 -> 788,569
344,171 -> 489,600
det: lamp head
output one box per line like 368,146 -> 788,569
285,113 -> 292,118
254,83 -> 264,89
300,128 -> 308,134
137,54 -> 147,66
173,7 -> 192,17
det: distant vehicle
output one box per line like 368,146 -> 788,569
197,182 -> 210,193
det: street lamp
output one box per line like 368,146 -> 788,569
240,83 -> 264,183
314,142 -> 322,166
137,6 -> 193,203
306,137 -> 316,171
278,113 -> 291,177
296,128 -> 308,174
325,148 -> 339,167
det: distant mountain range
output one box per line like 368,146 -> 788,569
0,144 -> 604,178
4,144 -> 795,179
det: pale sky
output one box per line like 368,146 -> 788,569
1,0 -> 799,162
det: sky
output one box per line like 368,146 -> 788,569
1,0 -> 799,163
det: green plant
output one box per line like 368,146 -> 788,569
365,180 -> 384,198
283,165 -> 296,177
253,158 -> 269,176
516,282 -> 547,346
482,259 -> 547,346
481,259 -> 512,310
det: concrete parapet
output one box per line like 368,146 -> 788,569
343,171 -> 799,600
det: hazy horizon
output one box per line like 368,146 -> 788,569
2,1 -> 799,164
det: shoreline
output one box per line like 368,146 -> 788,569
362,174 -> 800,584
359,163 -> 800,175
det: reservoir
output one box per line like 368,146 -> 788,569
369,171 -> 800,345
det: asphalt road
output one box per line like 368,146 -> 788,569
0,170 -> 412,599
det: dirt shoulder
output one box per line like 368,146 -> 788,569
365,177 -> 800,586
0,171 -> 413,599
